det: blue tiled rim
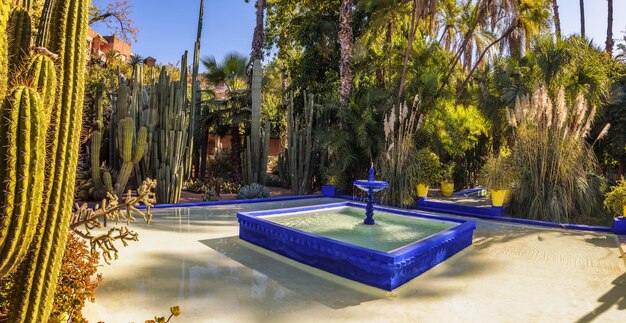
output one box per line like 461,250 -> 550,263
237,202 -> 476,290
338,194 -> 614,234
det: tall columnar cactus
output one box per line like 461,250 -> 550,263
113,118 -> 147,196
0,87 -> 48,277
91,78 -> 148,199
243,59 -> 271,185
0,0 -> 10,100
7,7 -> 30,72
153,53 -> 190,203
6,0 -> 92,321
287,92 -> 315,195
189,0 -> 204,178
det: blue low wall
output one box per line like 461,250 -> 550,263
138,194 -> 326,210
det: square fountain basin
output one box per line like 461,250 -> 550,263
237,202 -> 476,290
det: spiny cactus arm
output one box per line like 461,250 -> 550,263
70,179 -> 156,264
7,7 -> 31,73
0,87 -> 47,277
90,131 -> 105,193
23,53 -> 57,115
0,0 -> 10,101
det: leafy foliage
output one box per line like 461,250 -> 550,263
479,156 -> 515,191
604,179 -> 626,217
414,148 -> 442,186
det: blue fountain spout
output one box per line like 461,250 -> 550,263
353,164 -> 389,225
368,164 -> 375,181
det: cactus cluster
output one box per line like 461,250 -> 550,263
0,0 -> 92,321
90,74 -> 148,199
285,91 -> 316,195
90,54 -> 191,204
243,59 -> 271,185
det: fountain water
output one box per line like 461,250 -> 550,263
353,164 -> 389,225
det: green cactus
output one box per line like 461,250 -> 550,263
113,118 -> 147,196
243,59 -> 271,185
0,1 -> 10,101
286,91 -> 315,195
7,8 -> 31,72
154,54 -> 190,204
0,87 -> 48,277
90,79 -> 148,198
6,0 -> 92,321
24,53 -> 57,117
189,0 -> 204,178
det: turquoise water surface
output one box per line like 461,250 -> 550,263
266,207 -> 454,252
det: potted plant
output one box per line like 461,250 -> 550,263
440,162 -> 455,197
414,148 -> 441,198
603,179 -> 626,234
479,156 -> 514,207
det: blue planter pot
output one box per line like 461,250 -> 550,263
614,217 -> 626,235
321,185 -> 336,198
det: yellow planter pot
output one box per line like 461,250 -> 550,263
623,205 -> 626,217
491,189 -> 510,207
440,182 -> 454,197
416,184 -> 429,198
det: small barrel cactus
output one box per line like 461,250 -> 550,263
236,183 -> 271,200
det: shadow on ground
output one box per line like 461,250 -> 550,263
200,236 -> 388,309
576,272 -> 626,323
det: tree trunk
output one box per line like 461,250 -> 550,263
251,0 -> 265,61
552,0 -> 561,39
579,0 -> 585,37
398,0 -> 419,101
606,0 -> 613,55
339,0 -> 353,106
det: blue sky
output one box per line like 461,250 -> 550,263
92,0 -> 626,67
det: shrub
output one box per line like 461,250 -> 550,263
479,156 -> 515,191
414,148 -> 442,186
236,183 -> 271,200
378,98 -> 424,205
184,178 -> 206,193
604,179 -> 626,217
264,173 -> 283,187
51,234 -> 102,322
0,234 -> 101,322
202,186 -> 219,202
440,162 -> 455,183
506,85 -> 606,223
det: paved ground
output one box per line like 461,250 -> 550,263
84,197 -> 626,322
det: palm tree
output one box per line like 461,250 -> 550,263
606,0 -> 613,55
339,0 -> 353,106
202,52 -> 250,181
128,54 -> 143,73
104,49 -> 120,66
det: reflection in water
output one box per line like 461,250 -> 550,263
200,236 -> 386,309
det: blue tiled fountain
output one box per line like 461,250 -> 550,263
237,166 -> 476,290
